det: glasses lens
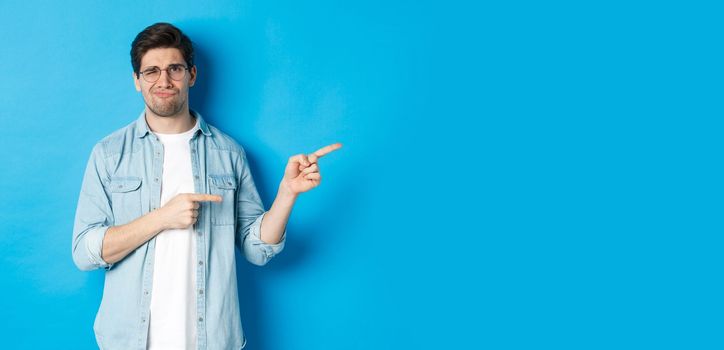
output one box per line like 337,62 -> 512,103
169,66 -> 186,81
142,68 -> 160,83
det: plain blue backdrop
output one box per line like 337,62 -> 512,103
0,0 -> 722,349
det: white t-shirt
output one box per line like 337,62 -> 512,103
147,119 -> 200,350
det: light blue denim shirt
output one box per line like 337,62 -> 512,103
72,110 -> 285,350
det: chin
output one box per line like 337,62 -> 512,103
152,104 -> 184,117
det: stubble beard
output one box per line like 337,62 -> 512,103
146,93 -> 186,118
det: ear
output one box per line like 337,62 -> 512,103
188,65 -> 197,87
133,72 -> 141,92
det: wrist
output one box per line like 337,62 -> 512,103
277,180 -> 299,203
146,208 -> 168,233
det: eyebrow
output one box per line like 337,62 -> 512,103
141,63 -> 186,71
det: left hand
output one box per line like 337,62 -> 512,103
281,143 -> 342,195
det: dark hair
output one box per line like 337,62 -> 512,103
130,22 -> 194,76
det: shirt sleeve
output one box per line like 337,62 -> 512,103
72,143 -> 115,271
234,148 -> 286,266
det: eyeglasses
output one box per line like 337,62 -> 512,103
138,64 -> 189,83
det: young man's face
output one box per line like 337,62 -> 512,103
133,47 -> 197,118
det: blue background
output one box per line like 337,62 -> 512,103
0,0 -> 721,349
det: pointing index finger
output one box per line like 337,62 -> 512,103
309,142 -> 342,162
188,194 -> 223,202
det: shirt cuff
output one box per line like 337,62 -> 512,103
86,226 -> 114,270
248,211 -> 286,260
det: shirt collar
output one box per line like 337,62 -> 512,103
135,109 -> 212,138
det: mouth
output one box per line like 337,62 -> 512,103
153,91 -> 177,98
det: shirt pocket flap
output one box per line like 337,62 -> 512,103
108,177 -> 142,193
209,175 -> 237,190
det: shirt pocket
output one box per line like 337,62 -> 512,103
108,177 -> 142,225
208,174 -> 237,226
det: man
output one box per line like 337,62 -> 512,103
71,22 -> 341,350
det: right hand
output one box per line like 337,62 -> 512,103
155,193 -> 222,230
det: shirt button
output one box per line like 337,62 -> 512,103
194,175 -> 199,179
198,317 -> 203,322
191,149 -> 196,153
144,290 -> 148,295
154,178 -> 159,182
199,289 -> 204,295
198,261 -> 203,266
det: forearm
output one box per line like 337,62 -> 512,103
259,182 -> 297,244
102,210 -> 166,265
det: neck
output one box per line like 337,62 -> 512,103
145,107 -> 196,134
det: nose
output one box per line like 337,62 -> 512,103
156,69 -> 173,87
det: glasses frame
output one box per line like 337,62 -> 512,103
137,64 -> 189,83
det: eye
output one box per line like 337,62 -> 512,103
143,68 -> 160,75
170,65 -> 184,73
